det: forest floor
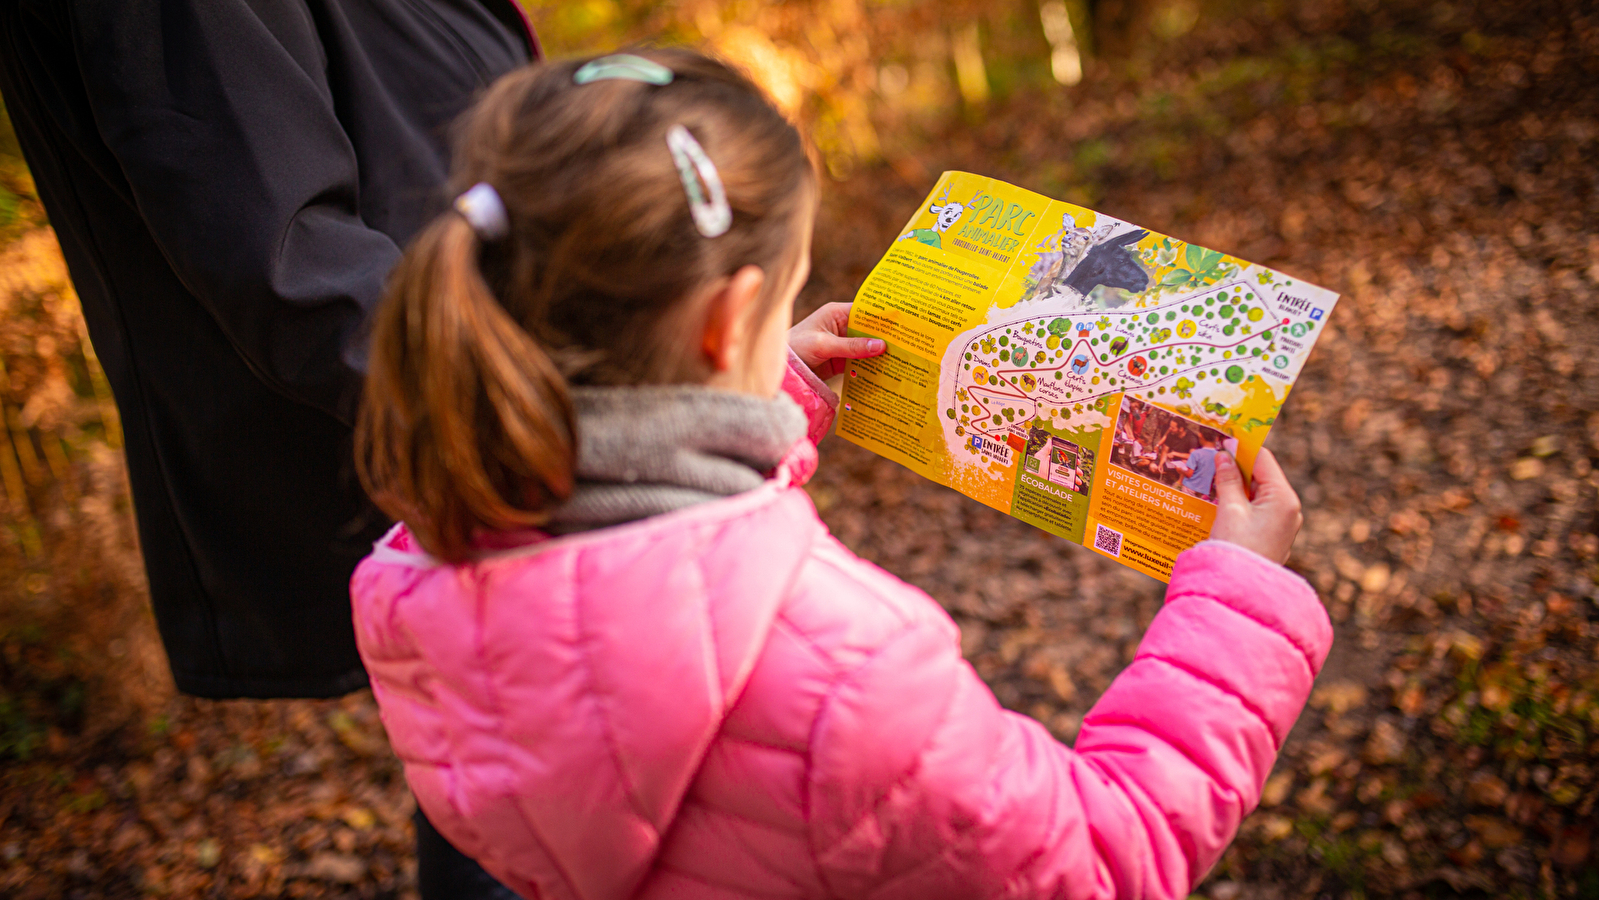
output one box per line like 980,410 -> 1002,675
2,0 -> 1598,897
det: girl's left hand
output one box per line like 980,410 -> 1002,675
789,302 -> 887,380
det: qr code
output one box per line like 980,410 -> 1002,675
1093,523 -> 1123,557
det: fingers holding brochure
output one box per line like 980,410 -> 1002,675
1209,447 -> 1304,564
790,302 -> 887,380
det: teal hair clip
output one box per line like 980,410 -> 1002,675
573,54 -> 674,86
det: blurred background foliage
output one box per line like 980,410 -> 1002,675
527,0 -> 1068,177
0,91 -> 158,764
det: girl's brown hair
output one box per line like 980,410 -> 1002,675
356,49 -> 815,562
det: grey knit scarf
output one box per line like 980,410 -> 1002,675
547,386 -> 808,533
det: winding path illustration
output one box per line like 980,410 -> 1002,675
947,280 -> 1318,439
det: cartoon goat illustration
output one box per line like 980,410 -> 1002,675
898,185 -> 970,249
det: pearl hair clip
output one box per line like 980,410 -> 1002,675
453,182 -> 509,241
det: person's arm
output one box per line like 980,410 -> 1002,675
68,0 -> 412,424
809,541 -> 1328,899
779,348 -> 839,449
810,449 -> 1320,899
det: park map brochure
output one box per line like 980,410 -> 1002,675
837,171 -> 1340,582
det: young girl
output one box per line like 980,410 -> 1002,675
350,49 -> 1330,900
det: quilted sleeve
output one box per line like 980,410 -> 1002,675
807,540 -> 1332,900
781,347 -> 839,448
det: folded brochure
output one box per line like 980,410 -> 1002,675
838,171 -> 1339,582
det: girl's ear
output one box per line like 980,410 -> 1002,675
700,265 -> 767,372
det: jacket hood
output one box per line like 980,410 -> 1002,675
352,479 -> 826,900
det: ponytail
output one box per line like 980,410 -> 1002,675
355,213 -> 575,563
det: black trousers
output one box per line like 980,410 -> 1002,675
415,808 -> 520,900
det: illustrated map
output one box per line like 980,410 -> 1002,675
838,171 -> 1340,581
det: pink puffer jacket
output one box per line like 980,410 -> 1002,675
350,358 -> 1332,900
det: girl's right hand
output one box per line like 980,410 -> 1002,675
1209,447 -> 1303,564
788,302 -> 887,380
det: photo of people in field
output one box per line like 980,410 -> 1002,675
1109,396 -> 1236,503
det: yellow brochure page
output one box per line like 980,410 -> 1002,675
837,171 -> 1340,582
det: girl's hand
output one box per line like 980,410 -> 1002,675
789,302 -> 886,380
1209,447 -> 1303,564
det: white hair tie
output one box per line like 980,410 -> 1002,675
453,182 -> 509,240
665,125 -> 731,238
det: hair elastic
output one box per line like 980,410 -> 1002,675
454,182 -> 509,240
573,54 -> 674,86
665,125 -> 732,238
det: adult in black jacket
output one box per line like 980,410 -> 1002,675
0,0 -> 536,696
0,1 -> 534,894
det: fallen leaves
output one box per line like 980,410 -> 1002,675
1307,746 -> 1348,777
294,851 -> 368,884
1310,680 -> 1368,716
1510,457 -> 1545,481
1465,771 -> 1510,807
1465,814 -> 1524,849
1359,563 -> 1392,594
1255,815 -> 1295,842
1531,436 -> 1563,458
1362,718 -> 1407,765
1552,826 -> 1591,869
0,692 -> 419,899
1261,771 -> 1294,807
1393,679 -> 1427,716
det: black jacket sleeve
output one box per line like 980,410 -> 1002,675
68,0 -> 406,424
